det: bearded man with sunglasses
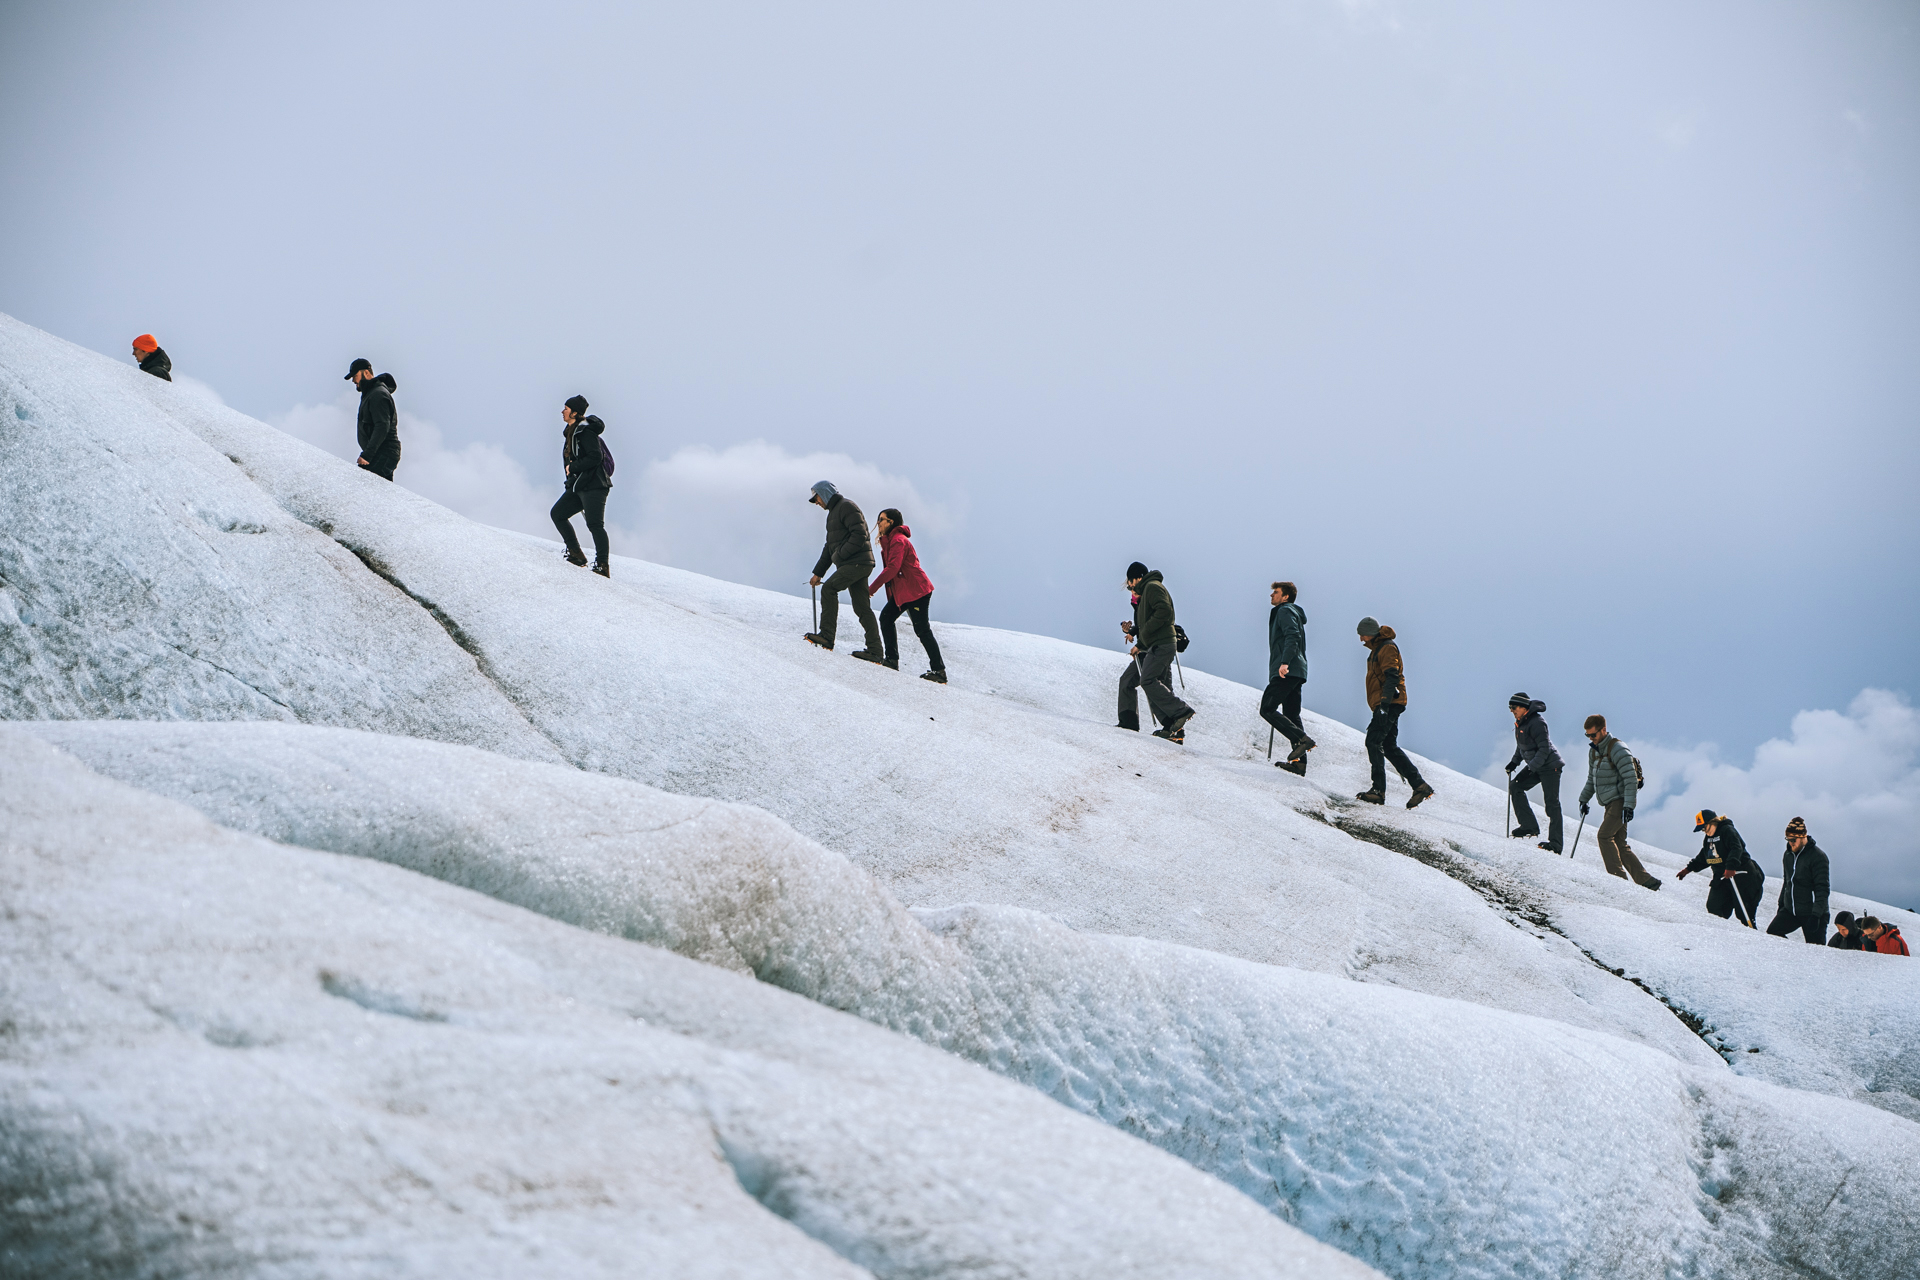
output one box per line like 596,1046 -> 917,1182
1577,714 -> 1661,890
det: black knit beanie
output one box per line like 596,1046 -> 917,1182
565,395 -> 590,416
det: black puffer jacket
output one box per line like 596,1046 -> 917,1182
1685,819 -> 1761,878
812,494 -> 874,576
563,414 -> 609,493
138,349 -> 173,382
1132,570 -> 1176,651
356,373 -> 399,461
1506,703 -> 1563,777
1777,838 -> 1830,919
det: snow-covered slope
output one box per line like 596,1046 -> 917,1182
0,729 -> 1370,1280
27,718 -> 1920,1280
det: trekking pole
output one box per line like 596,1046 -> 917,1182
811,584 -> 818,633
1173,650 -> 1186,690
1728,874 -> 1757,929
1569,812 -> 1586,860
1504,786 -> 1512,841
1267,726 -> 1275,760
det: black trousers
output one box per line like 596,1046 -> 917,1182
1765,909 -> 1829,944
551,486 -> 609,564
1705,871 -> 1765,925
1510,763 -> 1565,850
1365,704 -> 1426,793
1118,643 -> 1193,730
1260,676 -> 1309,752
879,592 -> 944,670
358,444 -> 400,481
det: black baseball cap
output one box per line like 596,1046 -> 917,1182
344,358 -> 372,381
1693,809 -> 1719,832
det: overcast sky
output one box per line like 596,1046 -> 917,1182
4,1 -> 1916,904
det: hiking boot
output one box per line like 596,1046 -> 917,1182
591,561 -> 610,578
1406,783 -> 1435,810
1151,725 -> 1186,744
804,633 -> 833,650
563,548 -> 588,567
921,669 -> 947,684
1511,826 -> 1540,839
1537,842 -> 1562,854
1117,710 -> 1141,732
883,657 -> 900,671
1164,711 -> 1194,742
850,649 -> 886,665
1645,878 -> 1662,892
1277,758 -> 1307,776
1286,738 -> 1314,765
1355,789 -> 1386,805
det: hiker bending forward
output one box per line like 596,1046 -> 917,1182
869,508 -> 946,683
1116,562 -> 1194,743
805,481 -> 884,660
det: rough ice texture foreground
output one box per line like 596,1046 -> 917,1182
5,313 -> 1920,1278
0,730 -> 1371,1280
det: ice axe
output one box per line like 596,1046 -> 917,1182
1569,811 -> 1586,860
811,583 -> 818,633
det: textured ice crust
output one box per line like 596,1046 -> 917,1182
33,720 -> 1920,1280
0,730 -> 1369,1280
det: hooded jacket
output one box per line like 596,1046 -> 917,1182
1131,570 -> 1176,651
1684,819 -> 1761,879
1579,734 -> 1639,810
1269,602 -> 1307,683
138,348 -> 173,382
562,414 -> 609,493
1776,837 -> 1831,919
1828,928 -> 1868,951
1872,925 -> 1909,956
870,525 -> 934,606
1506,703 -> 1563,777
355,373 -> 400,461
812,494 -> 874,577
1363,627 -> 1407,710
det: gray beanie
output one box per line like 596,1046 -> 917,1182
1356,616 -> 1381,637
809,481 -> 839,505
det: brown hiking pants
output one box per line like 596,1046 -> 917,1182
1597,800 -> 1659,887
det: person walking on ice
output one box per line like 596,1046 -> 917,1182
1676,810 -> 1764,926
1263,581 -> 1314,774
1116,562 -> 1195,743
869,508 -> 946,683
551,395 -> 611,576
1764,817 -> 1830,943
131,334 -> 171,381
1504,693 -> 1564,851
345,358 -> 401,480
1355,617 -> 1434,808
1577,715 -> 1660,890
805,481 -> 884,661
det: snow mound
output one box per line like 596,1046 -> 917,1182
30,719 -> 1920,1280
0,728 -> 1370,1280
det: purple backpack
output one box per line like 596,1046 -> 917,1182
598,437 -> 615,477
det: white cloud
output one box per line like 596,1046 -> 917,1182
630,441 -> 963,600
1487,690 -> 1920,910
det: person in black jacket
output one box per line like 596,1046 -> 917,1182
345,358 -> 402,480
1828,910 -> 1868,950
1263,582 -> 1315,774
1504,693 -> 1565,852
1764,816 -> 1831,944
131,334 -> 172,381
1676,810 -> 1765,926
805,481 -> 884,659
550,394 -> 611,576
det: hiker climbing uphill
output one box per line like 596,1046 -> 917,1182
1116,562 -> 1194,744
1263,581 -> 1314,774
1505,693 -> 1564,852
1356,618 -> 1433,808
1765,817 -> 1830,944
131,333 -> 171,381
551,394 -> 611,576
869,508 -> 946,682
805,481 -> 884,661
1677,810 -> 1765,926
1577,716 -> 1661,890
346,358 -> 401,480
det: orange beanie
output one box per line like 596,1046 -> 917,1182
132,333 -> 159,353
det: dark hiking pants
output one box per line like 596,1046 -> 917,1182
879,592 -> 944,671
1261,676 -> 1310,756
1118,643 -> 1193,731
551,487 -> 609,564
1766,909 -> 1829,944
819,560 -> 882,652
1596,801 -> 1660,887
359,445 -> 400,481
1706,871 -> 1765,926
1365,704 -> 1426,794
1510,763 -> 1564,850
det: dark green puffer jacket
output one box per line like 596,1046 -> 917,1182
1132,570 -> 1176,650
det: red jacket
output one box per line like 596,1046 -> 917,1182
869,526 -> 934,606
1875,925 -> 1909,956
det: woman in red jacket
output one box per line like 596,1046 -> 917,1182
869,508 -> 946,683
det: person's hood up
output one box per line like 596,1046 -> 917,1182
810,480 -> 839,505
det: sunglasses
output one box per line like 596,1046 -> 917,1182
1584,730 -> 1600,738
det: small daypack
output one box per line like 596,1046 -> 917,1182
1174,624 -> 1190,653
598,437 -> 615,477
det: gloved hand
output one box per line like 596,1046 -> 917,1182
1675,867 -> 1690,880
1580,804 -> 1590,817
1623,807 -> 1634,823
1505,762 -> 1517,775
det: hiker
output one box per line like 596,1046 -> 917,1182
1863,917 -> 1910,956
1355,618 -> 1434,808
345,358 -> 401,480
1262,582 -> 1314,774
805,482 -> 884,661
131,334 -> 172,381
869,508 -> 945,683
1828,911 -> 1868,950
1505,693 -> 1564,852
1676,810 -> 1765,926
1764,817 -> 1830,944
551,395 -> 611,576
1577,715 -> 1661,890
1117,562 -> 1195,743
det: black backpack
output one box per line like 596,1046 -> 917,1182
1174,624 -> 1189,653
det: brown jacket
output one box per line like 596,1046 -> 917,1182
1364,627 -> 1408,710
